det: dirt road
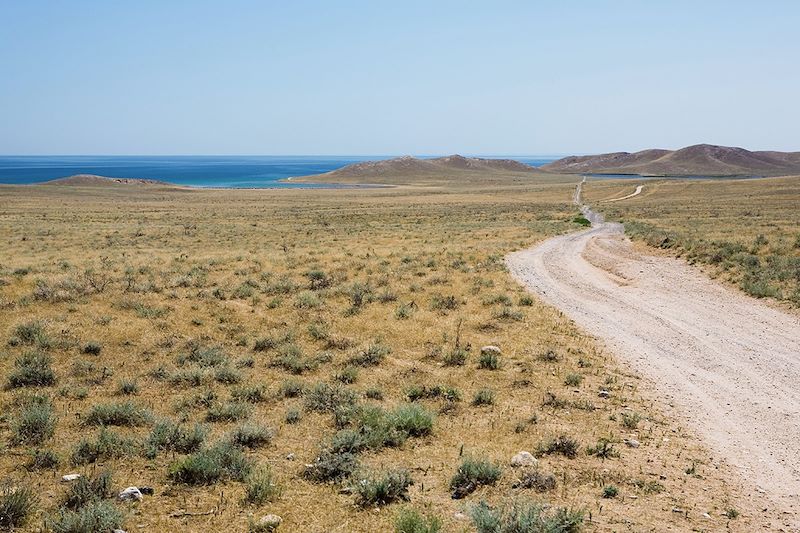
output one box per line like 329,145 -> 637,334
506,182 -> 800,527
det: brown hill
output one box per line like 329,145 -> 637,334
320,154 -> 540,180
542,144 -> 800,176
43,174 -> 175,187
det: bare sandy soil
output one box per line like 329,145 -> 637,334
507,183 -> 800,530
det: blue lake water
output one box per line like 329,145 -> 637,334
0,155 -> 560,188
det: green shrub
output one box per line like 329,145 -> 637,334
231,384 -> 269,403
12,320 -> 50,347
177,345 -> 227,367
602,485 -> 618,498
83,401 -> 152,427
430,294 -> 458,312
472,388 -> 495,406
394,508 -> 442,533
169,441 -> 252,485
285,408 -> 302,424
354,469 -> 413,507
214,365 -> 243,384
450,456 -> 502,499
348,342 -> 390,367
470,499 -> 583,533
206,402 -> 251,422
564,373 -> 583,387
117,379 -> 139,395
243,466 -> 280,506
586,438 -> 619,460
145,420 -> 207,457
63,471 -> 113,510
7,351 -> 57,388
621,412 -> 641,429
295,290 -> 323,309
12,395 -> 56,445
390,404 -> 434,437
0,485 -> 38,529
72,428 -> 138,465
303,449 -> 360,483
334,366 -> 359,384
304,382 -> 357,413
280,379 -> 305,398
81,342 -> 102,355
27,448 -> 60,470
478,352 -> 500,370
443,347 -> 468,366
230,424 -> 273,449
536,435 -> 579,459
49,501 -> 124,533
364,387 -> 384,400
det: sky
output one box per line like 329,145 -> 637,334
1,0 -> 799,155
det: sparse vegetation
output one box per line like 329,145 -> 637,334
450,456 -> 502,499
0,173 -> 756,531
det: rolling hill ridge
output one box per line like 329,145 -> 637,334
543,144 -> 800,176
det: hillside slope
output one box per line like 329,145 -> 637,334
543,144 -> 800,176
44,174 -> 174,187
294,155 -> 546,185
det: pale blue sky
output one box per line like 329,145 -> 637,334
1,1 -> 798,155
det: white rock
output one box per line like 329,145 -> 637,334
453,512 -> 469,521
624,438 -> 640,448
285,453 -> 295,461
702,513 -> 711,519
480,345 -> 501,355
61,474 -> 81,482
598,390 -> 610,399
510,451 -> 538,468
118,487 -> 143,502
257,515 -> 283,530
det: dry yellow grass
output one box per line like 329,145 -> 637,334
0,179 -> 758,532
585,175 -> 800,306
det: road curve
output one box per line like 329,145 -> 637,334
604,184 -> 643,202
506,182 -> 800,526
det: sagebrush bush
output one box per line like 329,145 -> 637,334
72,428 -> 138,465
231,384 -> 269,403
230,423 -> 273,449
478,351 -> 500,370
83,401 -> 152,427
536,435 -> 579,459
470,499 -> 583,533
169,441 -> 252,485
12,320 -> 50,347
0,485 -> 38,529
12,395 -> 56,445
145,420 -> 207,457
243,466 -> 280,505
63,471 -> 113,510
450,456 -> 502,499
303,448 -> 360,483
49,501 -> 124,533
348,342 -> 390,367
394,508 -> 442,533
27,448 -> 60,470
304,382 -> 357,413
206,401 -> 251,423
472,388 -> 495,406
7,351 -> 57,388
354,469 -> 413,507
